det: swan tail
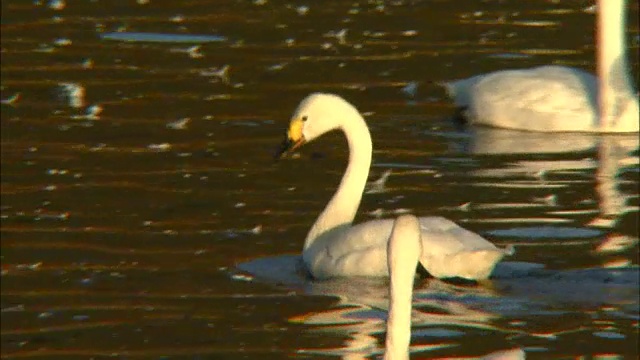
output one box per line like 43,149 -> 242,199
420,248 -> 505,281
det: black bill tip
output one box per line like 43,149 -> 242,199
273,136 -> 294,160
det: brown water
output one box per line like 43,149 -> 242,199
1,0 -> 639,359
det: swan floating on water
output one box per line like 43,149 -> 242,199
275,93 -> 512,281
443,0 -> 639,133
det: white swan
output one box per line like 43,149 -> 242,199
275,93 -> 511,281
443,0 -> 639,133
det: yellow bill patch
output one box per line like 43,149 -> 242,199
287,117 -> 304,142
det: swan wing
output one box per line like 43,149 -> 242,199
305,217 -> 509,280
418,216 -> 509,280
306,219 -> 396,279
418,216 -> 498,255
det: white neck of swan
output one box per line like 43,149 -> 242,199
303,110 -> 372,250
383,216 -> 420,360
597,0 -> 638,131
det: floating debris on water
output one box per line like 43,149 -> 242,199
363,30 -> 387,38
231,273 -> 253,282
2,305 -> 25,312
82,58 -> 94,69
48,0 -> 65,10
166,117 -> 190,130
59,82 -> 85,108
512,20 -> 558,27
38,311 -> 54,319
1,93 -> 20,105
101,32 -> 227,43
89,143 -> 107,151
365,169 -> 392,194
401,82 -> 419,98
199,65 -> 230,84
87,104 -> 102,118
532,194 -> 557,206
71,104 -> 102,120
324,29 -> 348,44
33,44 -> 56,53
267,62 -> 288,72
148,143 -> 172,151
53,38 -> 72,46
16,262 -> 43,271
204,94 -> 232,101
296,5 -> 309,16
170,45 -> 204,59
35,211 -> 70,221
457,202 -> 471,211
170,14 -> 185,23
249,225 -> 262,235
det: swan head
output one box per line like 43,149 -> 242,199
275,93 -> 359,158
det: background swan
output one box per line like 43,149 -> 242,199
443,0 -> 639,133
275,93 -> 511,281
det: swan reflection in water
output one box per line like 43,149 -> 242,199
445,127 -> 639,266
236,253 -> 637,359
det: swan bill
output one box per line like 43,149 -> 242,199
274,135 -> 306,159
274,117 -> 307,159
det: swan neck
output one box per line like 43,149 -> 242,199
597,0 -> 635,130
303,111 -> 372,250
384,217 -> 420,360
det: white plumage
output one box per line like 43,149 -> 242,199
444,0 -> 639,133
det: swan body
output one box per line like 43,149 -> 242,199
275,93 -> 511,282
444,0 -> 639,133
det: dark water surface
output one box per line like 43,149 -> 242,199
2,0 -> 639,359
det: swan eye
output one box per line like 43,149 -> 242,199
302,116 -> 308,122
